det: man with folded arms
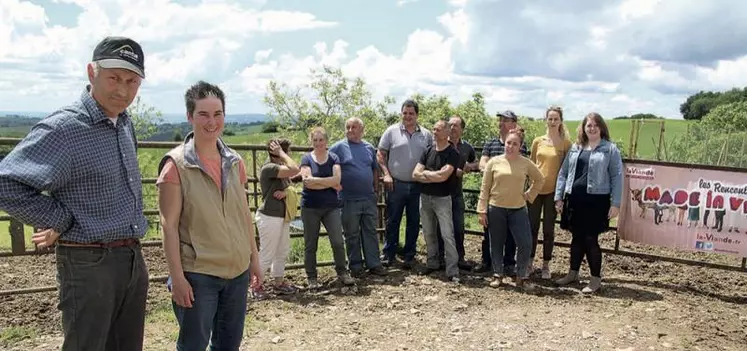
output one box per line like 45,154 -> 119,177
0,36 -> 149,350
413,120 -> 461,283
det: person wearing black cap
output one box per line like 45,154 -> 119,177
0,36 -> 149,350
475,110 -> 529,275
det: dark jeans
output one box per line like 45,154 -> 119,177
173,270 -> 250,351
302,206 -> 348,279
437,192 -> 465,262
383,180 -> 421,262
528,193 -> 557,261
481,224 -> 517,267
342,198 -> 382,272
487,206 -> 532,278
56,243 -> 148,351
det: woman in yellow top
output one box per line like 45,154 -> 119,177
528,106 -> 572,279
477,129 -> 545,289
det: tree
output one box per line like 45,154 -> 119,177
263,65 -> 396,144
680,87 -> 747,120
700,101 -> 747,133
261,121 -> 280,133
127,96 -> 164,139
408,92 -> 498,147
668,101 -> 747,167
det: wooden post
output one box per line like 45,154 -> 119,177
739,134 -> 747,168
717,131 -> 731,166
251,149 -> 259,210
9,218 -> 25,255
627,119 -> 637,157
656,120 -> 665,161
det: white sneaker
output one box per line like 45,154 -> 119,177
541,266 -> 551,279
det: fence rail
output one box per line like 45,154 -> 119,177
0,137 -> 745,298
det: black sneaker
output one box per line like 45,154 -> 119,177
473,263 -> 491,273
457,260 -> 474,271
419,266 -> 438,276
401,260 -> 414,270
381,256 -> 398,267
350,269 -> 365,278
368,266 -> 388,276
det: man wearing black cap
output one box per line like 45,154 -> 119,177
0,36 -> 149,350
475,110 -> 529,275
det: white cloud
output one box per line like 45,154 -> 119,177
0,0 -> 338,113
1,0 -> 746,122
396,0 -> 419,7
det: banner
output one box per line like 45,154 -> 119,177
618,162 -> 747,257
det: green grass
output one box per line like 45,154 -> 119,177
0,326 -> 38,347
563,119 -> 691,159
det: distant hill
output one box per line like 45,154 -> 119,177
0,111 -> 268,125
0,111 -> 268,140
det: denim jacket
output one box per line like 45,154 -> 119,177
554,139 -> 623,208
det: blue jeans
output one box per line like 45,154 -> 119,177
383,180 -> 422,262
487,206 -> 532,278
172,270 -> 250,351
342,197 -> 382,272
482,223 -> 517,268
438,192 -> 465,262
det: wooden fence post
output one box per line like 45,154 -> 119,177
9,218 -> 25,254
656,120 -> 665,161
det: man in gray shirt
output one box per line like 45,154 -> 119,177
377,99 -> 432,269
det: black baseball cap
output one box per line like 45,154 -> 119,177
91,36 -> 145,78
497,110 -> 518,121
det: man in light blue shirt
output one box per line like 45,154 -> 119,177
330,117 -> 387,277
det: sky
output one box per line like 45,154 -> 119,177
1,0 -> 747,120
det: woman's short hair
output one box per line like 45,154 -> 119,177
266,138 -> 291,158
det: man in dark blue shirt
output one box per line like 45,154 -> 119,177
0,36 -> 149,351
412,120 -> 461,283
330,117 -> 387,277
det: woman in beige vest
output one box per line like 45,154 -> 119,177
157,81 -> 262,349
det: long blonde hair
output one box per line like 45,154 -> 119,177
545,106 -> 570,140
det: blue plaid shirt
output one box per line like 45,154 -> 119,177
0,86 -> 147,243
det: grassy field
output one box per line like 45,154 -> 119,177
0,119 -> 682,258
564,119 -> 690,159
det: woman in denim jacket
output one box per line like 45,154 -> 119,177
553,112 -> 623,293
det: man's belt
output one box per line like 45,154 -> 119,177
57,238 -> 140,248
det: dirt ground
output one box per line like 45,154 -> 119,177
1,230 -> 747,351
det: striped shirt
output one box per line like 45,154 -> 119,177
0,86 -> 147,243
481,137 -> 530,158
